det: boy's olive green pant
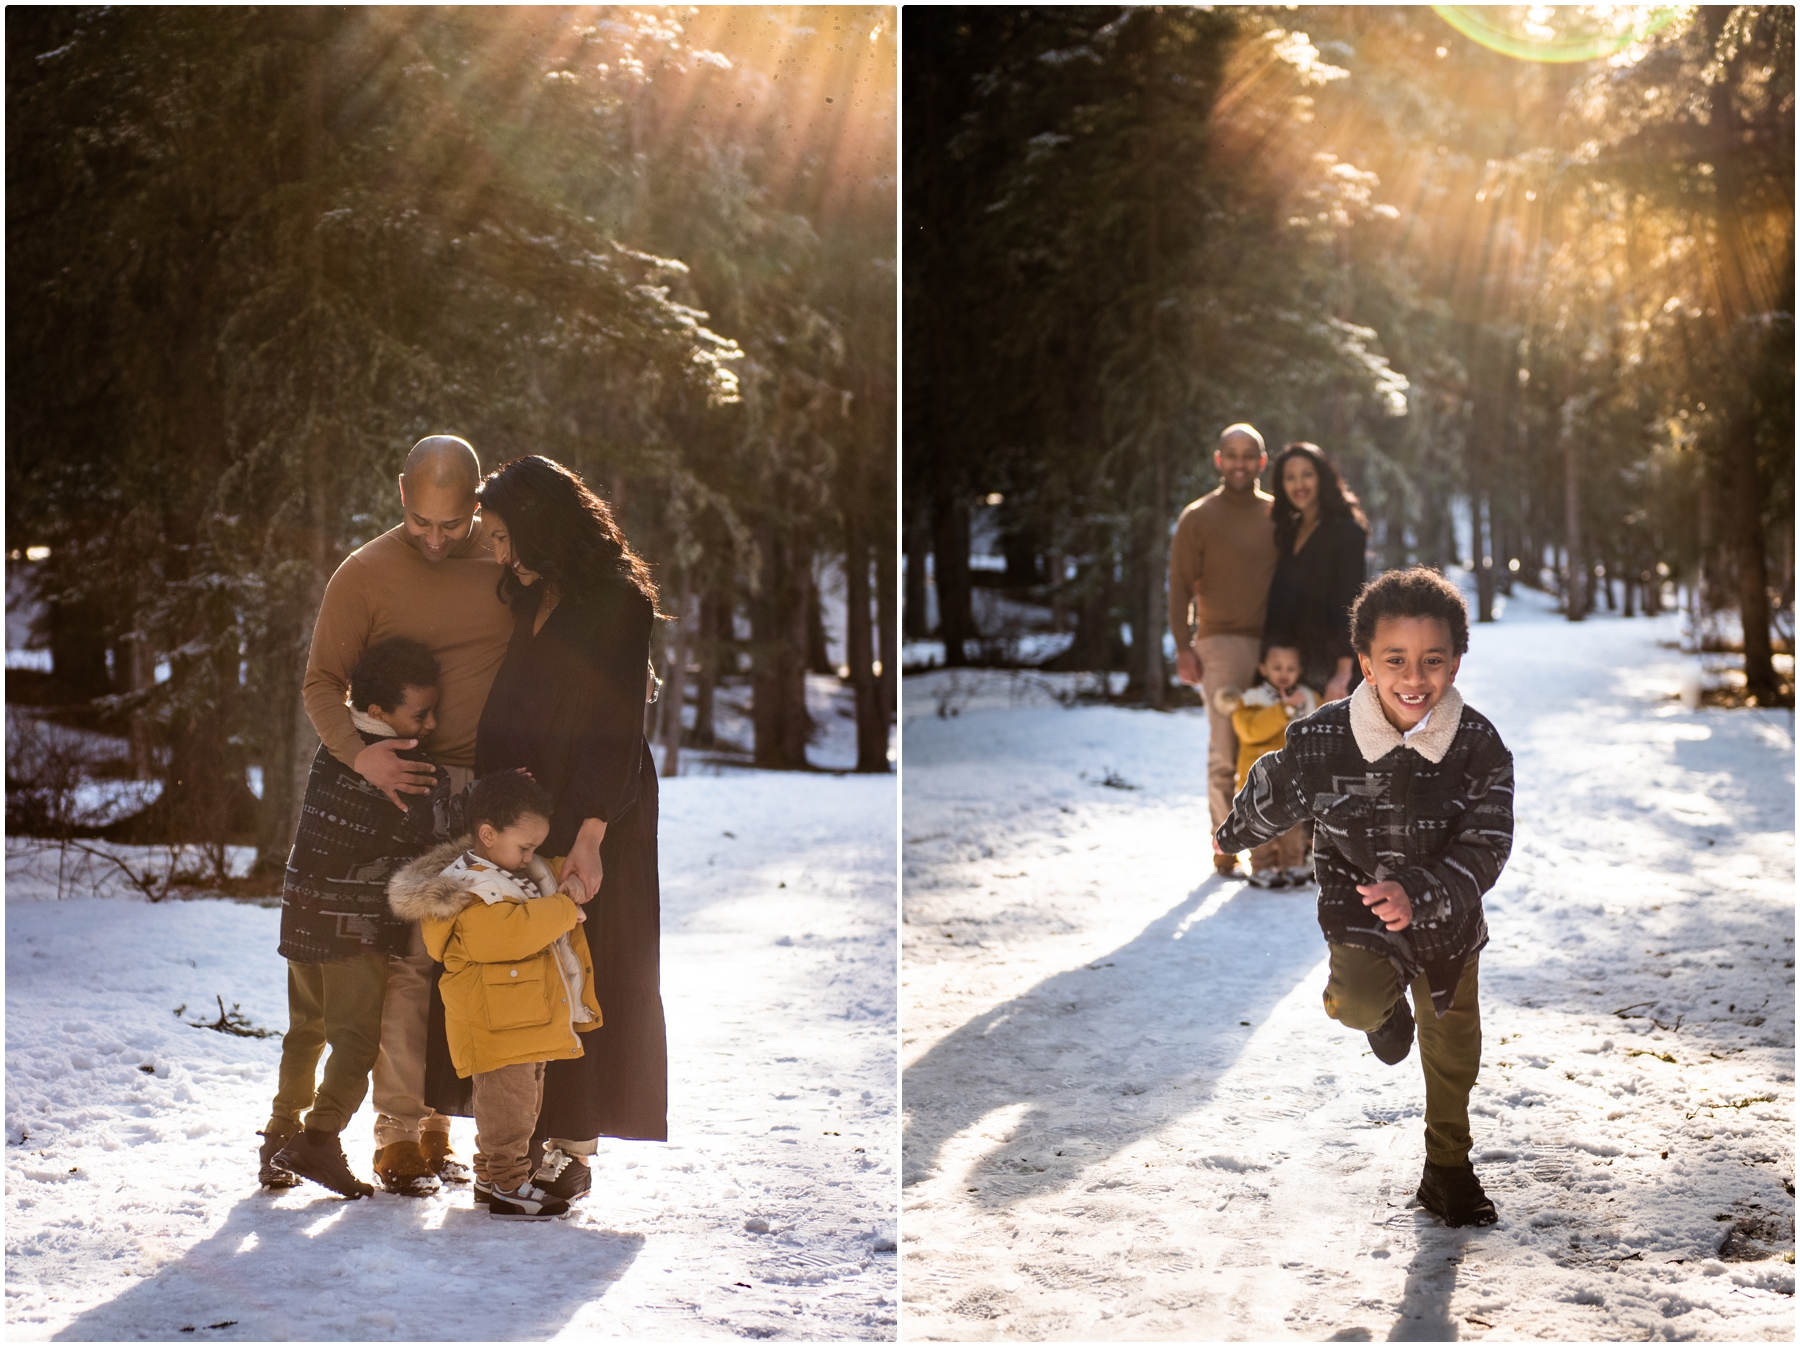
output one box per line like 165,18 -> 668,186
269,952 -> 390,1135
1323,944 -> 1481,1167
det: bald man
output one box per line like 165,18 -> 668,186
298,434 -> 515,1195
1168,424 -> 1280,876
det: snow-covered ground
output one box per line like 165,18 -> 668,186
901,585 -> 1794,1340
6,774 -> 897,1341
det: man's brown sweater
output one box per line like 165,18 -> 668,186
1167,484 -> 1279,647
303,521 -> 515,771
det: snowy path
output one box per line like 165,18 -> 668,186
901,590 -> 1793,1341
6,775 -> 896,1341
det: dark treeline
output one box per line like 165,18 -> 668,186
904,5 -> 1793,704
8,6 -> 896,872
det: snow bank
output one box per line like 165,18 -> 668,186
7,773 -> 896,1341
901,588 -> 1793,1340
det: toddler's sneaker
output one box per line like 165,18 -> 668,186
1283,865 -> 1314,888
1416,1159 -> 1499,1227
532,1145 -> 592,1202
273,1130 -> 374,1199
422,1130 -> 471,1184
489,1181 -> 570,1221
257,1123 -> 300,1189
1247,867 -> 1289,889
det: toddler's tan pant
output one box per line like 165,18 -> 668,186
472,1060 -> 547,1193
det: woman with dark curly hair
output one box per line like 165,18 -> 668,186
1265,442 -> 1370,703
470,455 -> 666,1200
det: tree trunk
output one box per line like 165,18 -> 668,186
692,589 -> 720,748
903,501 -> 930,639
875,525 -> 897,723
255,27 -> 333,878
1474,492 -> 1495,623
659,580 -> 690,777
806,569 -> 835,676
844,526 -> 886,772
1562,420 -> 1585,621
932,492 -> 974,666
1140,17 -> 1168,710
752,522 -> 812,769
1730,422 -> 1778,701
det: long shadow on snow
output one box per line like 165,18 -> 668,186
903,873 -> 1328,1206
1382,1222 -> 1478,1341
53,1190 -> 643,1341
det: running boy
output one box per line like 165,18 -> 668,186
1211,636 -> 1318,889
262,637 -> 458,1197
386,771 -> 602,1220
1214,568 -> 1514,1226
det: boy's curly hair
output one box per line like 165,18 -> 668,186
349,638 -> 440,713
1349,568 -> 1470,656
467,770 -> 555,834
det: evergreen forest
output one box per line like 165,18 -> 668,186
904,5 -> 1793,707
8,6 -> 897,876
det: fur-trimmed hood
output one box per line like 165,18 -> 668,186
386,838 -> 557,922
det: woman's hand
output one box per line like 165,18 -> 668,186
560,817 -> 608,904
1357,880 -> 1412,931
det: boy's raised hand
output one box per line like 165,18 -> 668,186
354,738 -> 437,810
1357,880 -> 1412,931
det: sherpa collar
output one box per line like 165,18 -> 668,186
351,708 -> 399,738
1348,680 -> 1464,764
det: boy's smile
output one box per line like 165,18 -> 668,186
1358,615 -> 1460,733
370,683 -> 440,739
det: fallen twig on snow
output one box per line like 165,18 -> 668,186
176,995 -> 280,1039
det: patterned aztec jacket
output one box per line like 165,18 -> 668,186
278,710 -> 468,964
1215,681 -> 1514,1015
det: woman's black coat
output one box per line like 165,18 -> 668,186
1265,513 -> 1368,691
472,577 -> 667,1143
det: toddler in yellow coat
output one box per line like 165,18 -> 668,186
387,771 -> 602,1219
1211,637 -> 1318,888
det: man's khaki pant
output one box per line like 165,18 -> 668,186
471,1060 -> 546,1192
271,951 -> 389,1134
1323,944 -> 1482,1167
1194,633 -> 1263,833
371,764 -> 471,1149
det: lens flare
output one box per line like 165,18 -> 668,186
1431,5 -> 1682,63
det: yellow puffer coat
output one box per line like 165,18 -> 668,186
387,839 -> 603,1077
1213,682 -> 1320,792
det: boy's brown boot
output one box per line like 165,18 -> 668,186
1416,1159 -> 1498,1228
421,1129 -> 471,1183
257,1119 -> 300,1189
274,1129 -> 373,1199
372,1139 -> 441,1196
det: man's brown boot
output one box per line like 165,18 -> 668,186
372,1139 -> 440,1196
421,1129 -> 471,1184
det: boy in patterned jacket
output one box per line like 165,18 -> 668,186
1214,568 -> 1514,1227
260,637 -> 464,1198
